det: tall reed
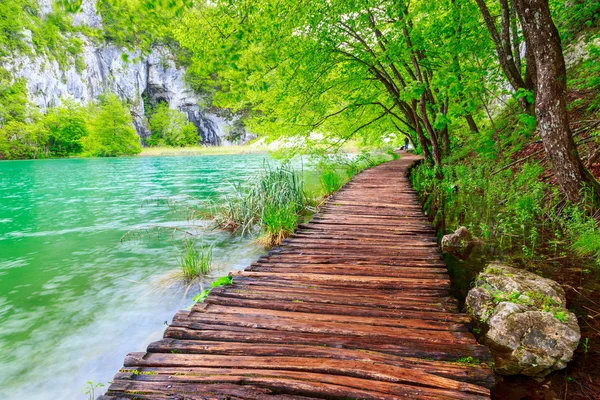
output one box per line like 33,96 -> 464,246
214,162 -> 308,246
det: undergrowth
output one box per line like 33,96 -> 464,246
411,88 -> 600,265
412,158 -> 600,265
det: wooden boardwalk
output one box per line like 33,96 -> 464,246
100,154 -> 494,400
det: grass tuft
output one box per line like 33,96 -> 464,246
177,239 -> 213,281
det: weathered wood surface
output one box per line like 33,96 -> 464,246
100,154 -> 494,400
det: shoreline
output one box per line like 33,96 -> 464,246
138,145 -> 269,157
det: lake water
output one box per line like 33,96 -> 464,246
0,155 -> 271,399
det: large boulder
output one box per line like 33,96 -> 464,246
466,263 -> 580,379
441,226 -> 476,259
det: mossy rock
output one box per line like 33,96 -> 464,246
466,263 -> 580,379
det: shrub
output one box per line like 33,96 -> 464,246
0,120 -> 48,159
44,98 -> 87,156
146,102 -> 198,147
0,68 -> 49,159
83,93 -> 141,157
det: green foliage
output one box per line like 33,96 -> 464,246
192,275 -> 233,302
192,288 -> 210,302
551,0 -> 600,43
0,0 -> 85,69
455,356 -> 481,365
211,275 -> 233,287
583,337 -> 590,353
97,0 -> 191,50
0,120 -> 48,160
311,151 -> 380,196
562,203 -> 600,265
82,381 -> 104,400
553,310 -> 568,323
146,102 -> 198,147
215,162 -> 307,245
0,69 -> 30,124
44,98 -> 88,156
412,160 -> 547,253
177,239 -> 213,281
568,40 -> 600,112
0,69 -> 49,159
83,93 -> 141,157
320,169 -> 343,196
173,0 -> 492,153
492,291 -> 522,304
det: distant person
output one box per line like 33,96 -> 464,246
404,138 -> 409,150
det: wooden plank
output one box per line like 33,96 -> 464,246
145,339 -> 495,388
196,304 -> 469,331
204,296 -> 466,321
120,353 -> 490,396
163,325 -> 492,360
208,285 -> 460,312
237,271 -> 451,287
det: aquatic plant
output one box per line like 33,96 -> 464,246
260,202 -> 298,247
177,239 -> 213,281
214,162 -> 308,246
193,275 -> 233,302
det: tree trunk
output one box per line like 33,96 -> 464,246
514,0 -> 600,202
411,100 -> 432,162
419,94 -> 442,167
466,114 -> 480,133
475,0 -> 534,114
475,0 -> 527,91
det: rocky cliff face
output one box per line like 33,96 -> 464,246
4,0 -> 249,145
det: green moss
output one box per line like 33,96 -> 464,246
454,356 -> 481,365
553,310 -> 568,323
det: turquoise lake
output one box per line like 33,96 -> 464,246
0,155 -> 272,399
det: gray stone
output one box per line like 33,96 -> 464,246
441,226 -> 475,258
466,263 -> 580,378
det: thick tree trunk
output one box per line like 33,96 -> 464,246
514,0 -> 600,202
